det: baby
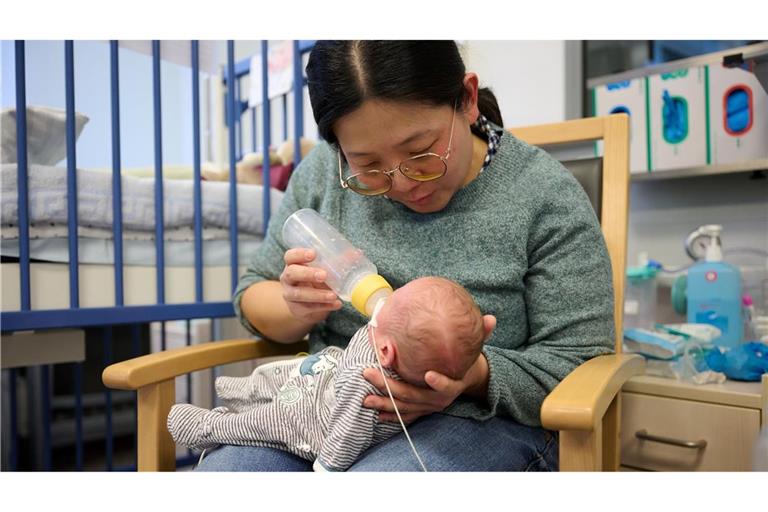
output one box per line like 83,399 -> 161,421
167,276 -> 491,471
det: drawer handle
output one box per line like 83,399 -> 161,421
635,429 -> 707,449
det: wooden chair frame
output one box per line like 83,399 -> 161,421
104,113 -> 644,471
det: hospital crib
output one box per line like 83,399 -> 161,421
1,40 -> 314,471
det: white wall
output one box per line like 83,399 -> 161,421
1,40 -> 213,169
462,40 -> 582,127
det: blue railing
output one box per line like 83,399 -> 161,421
1,39 -> 315,471
110,40 -> 125,307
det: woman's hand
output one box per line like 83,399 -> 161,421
362,353 -> 490,423
280,248 -> 342,324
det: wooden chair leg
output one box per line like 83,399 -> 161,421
601,394 -> 621,471
559,423 -> 603,471
137,379 -> 176,471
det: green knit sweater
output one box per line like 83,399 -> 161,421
233,129 -> 615,427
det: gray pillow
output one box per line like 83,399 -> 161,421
1,106 -> 89,166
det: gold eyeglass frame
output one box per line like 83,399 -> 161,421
337,104 -> 458,196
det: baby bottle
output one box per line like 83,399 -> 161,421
282,208 -> 393,317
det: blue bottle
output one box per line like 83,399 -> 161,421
686,225 -> 743,348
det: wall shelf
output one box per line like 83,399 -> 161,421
630,158 -> 768,181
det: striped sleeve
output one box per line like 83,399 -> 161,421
315,367 -> 379,472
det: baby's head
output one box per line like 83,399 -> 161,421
371,277 -> 487,387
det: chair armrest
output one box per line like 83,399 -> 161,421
102,338 -> 309,391
541,353 -> 645,431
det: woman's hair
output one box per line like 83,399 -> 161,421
382,277 -> 485,382
305,41 -> 503,145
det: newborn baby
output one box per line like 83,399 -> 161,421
167,276 -> 492,471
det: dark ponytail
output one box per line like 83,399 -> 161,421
477,87 -> 503,127
305,41 -> 503,145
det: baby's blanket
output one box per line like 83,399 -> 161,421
1,164 -> 284,235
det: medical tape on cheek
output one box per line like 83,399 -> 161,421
369,297 -> 386,328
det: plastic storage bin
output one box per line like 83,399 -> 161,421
624,265 -> 659,330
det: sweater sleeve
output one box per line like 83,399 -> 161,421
449,153 -> 615,426
315,368 -> 380,472
231,145 -> 329,336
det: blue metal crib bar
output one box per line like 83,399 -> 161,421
226,41 -> 239,293
111,41 -> 125,306
65,41 -> 79,309
261,40 -> 272,235
14,41 -> 30,311
65,40 -> 85,471
152,40 -> 166,305
251,106 -> 257,153
192,41 -> 204,302
293,40 -> 307,169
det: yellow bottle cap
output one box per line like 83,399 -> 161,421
350,274 -> 393,316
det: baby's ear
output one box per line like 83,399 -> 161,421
481,315 -> 497,342
375,333 -> 397,367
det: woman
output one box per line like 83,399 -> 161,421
197,40 -> 614,471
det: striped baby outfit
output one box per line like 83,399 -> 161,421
167,325 -> 403,471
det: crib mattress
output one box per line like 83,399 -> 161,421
0,235 -> 263,267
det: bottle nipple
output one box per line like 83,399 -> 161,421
351,274 -> 393,317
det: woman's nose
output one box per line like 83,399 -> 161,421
389,170 -> 420,194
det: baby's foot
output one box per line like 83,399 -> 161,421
167,404 -> 226,452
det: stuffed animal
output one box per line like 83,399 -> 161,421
276,138 -> 316,166
201,138 -> 316,190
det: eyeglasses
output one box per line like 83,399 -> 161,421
338,105 -> 457,196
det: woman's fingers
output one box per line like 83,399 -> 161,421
284,247 -> 316,265
362,368 -> 423,403
363,393 -> 434,415
424,370 -> 464,396
281,283 -> 338,304
281,263 -> 327,287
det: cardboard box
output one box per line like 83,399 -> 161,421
707,63 -> 768,165
647,66 -> 709,171
593,78 -> 649,173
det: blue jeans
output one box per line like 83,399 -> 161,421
195,413 -> 558,471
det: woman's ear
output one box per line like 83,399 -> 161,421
461,73 -> 481,124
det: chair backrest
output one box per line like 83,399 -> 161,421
509,114 -> 630,353
560,157 -> 603,220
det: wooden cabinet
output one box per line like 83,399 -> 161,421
620,374 -> 767,471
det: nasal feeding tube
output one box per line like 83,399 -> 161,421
369,299 -> 428,472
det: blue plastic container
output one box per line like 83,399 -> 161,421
687,260 -> 743,348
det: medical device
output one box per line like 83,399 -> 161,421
369,298 -> 428,472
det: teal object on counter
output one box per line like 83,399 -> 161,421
687,259 -> 743,348
685,225 -> 743,349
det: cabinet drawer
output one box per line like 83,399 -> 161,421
620,392 -> 761,471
